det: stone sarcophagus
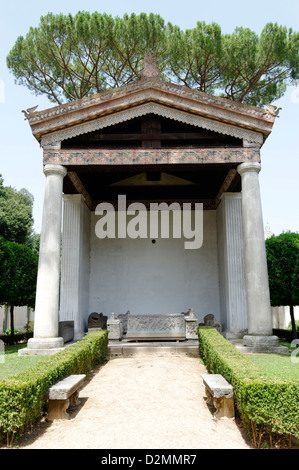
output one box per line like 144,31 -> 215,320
126,313 -> 186,341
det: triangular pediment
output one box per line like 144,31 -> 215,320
61,113 -> 243,150
25,77 -> 275,148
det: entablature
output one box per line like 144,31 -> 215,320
43,146 -> 260,167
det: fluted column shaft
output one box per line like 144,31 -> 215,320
217,193 -> 247,336
60,194 -> 90,339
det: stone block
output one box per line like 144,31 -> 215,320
107,312 -> 123,340
184,308 -> 198,339
243,335 -> 289,353
59,321 -> 74,343
18,337 -> 65,356
117,311 -> 130,334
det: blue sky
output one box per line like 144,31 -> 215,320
0,0 -> 298,235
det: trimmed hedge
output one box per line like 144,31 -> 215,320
0,329 -> 108,446
198,327 -> 299,446
0,332 -> 33,345
273,328 -> 297,343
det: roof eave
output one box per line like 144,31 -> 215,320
24,79 -> 276,146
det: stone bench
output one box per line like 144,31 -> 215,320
201,374 -> 235,419
47,374 -> 86,420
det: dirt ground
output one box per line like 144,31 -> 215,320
17,355 -> 252,450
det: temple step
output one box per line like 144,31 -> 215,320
108,339 -> 199,357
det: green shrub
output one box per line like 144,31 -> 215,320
24,321 -> 34,334
4,329 -> 20,336
0,332 -> 33,345
198,327 -> 299,447
0,329 -> 108,446
273,328 -> 295,343
287,320 -> 299,331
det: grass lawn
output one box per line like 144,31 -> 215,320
247,348 -> 299,382
0,344 -> 47,380
1,340 -> 298,383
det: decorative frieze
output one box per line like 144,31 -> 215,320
44,147 -> 260,166
126,314 -> 186,340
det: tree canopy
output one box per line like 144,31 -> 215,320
0,175 -> 39,343
0,236 -> 38,344
0,175 -> 35,245
7,12 -> 299,107
266,231 -> 299,339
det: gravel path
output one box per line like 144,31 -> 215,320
18,355 -> 252,449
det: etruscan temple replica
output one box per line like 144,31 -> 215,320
20,53 -> 286,355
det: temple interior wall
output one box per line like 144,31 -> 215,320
88,210 -> 221,325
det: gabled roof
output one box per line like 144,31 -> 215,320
24,62 -> 276,148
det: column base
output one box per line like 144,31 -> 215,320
222,329 -> 248,340
74,331 -> 86,341
242,335 -> 289,354
18,337 -> 65,356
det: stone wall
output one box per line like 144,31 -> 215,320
0,306 -> 34,333
88,210 -> 221,325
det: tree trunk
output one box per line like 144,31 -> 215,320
9,306 -> 14,345
289,305 -> 297,340
3,305 -> 8,333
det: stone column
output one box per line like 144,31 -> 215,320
59,194 -> 90,340
237,162 -> 272,335
237,162 -> 287,352
217,193 -> 247,338
26,164 -> 67,354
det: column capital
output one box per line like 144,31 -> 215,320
237,162 -> 261,175
63,194 -> 86,204
44,164 -> 67,178
220,192 -> 242,202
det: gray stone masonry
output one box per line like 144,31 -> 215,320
201,374 -> 235,419
48,375 -> 86,400
47,374 -> 86,420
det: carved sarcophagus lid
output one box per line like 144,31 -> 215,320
126,314 -> 186,341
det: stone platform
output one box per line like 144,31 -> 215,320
108,338 -> 199,357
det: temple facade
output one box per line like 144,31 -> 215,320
21,55 -> 284,354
